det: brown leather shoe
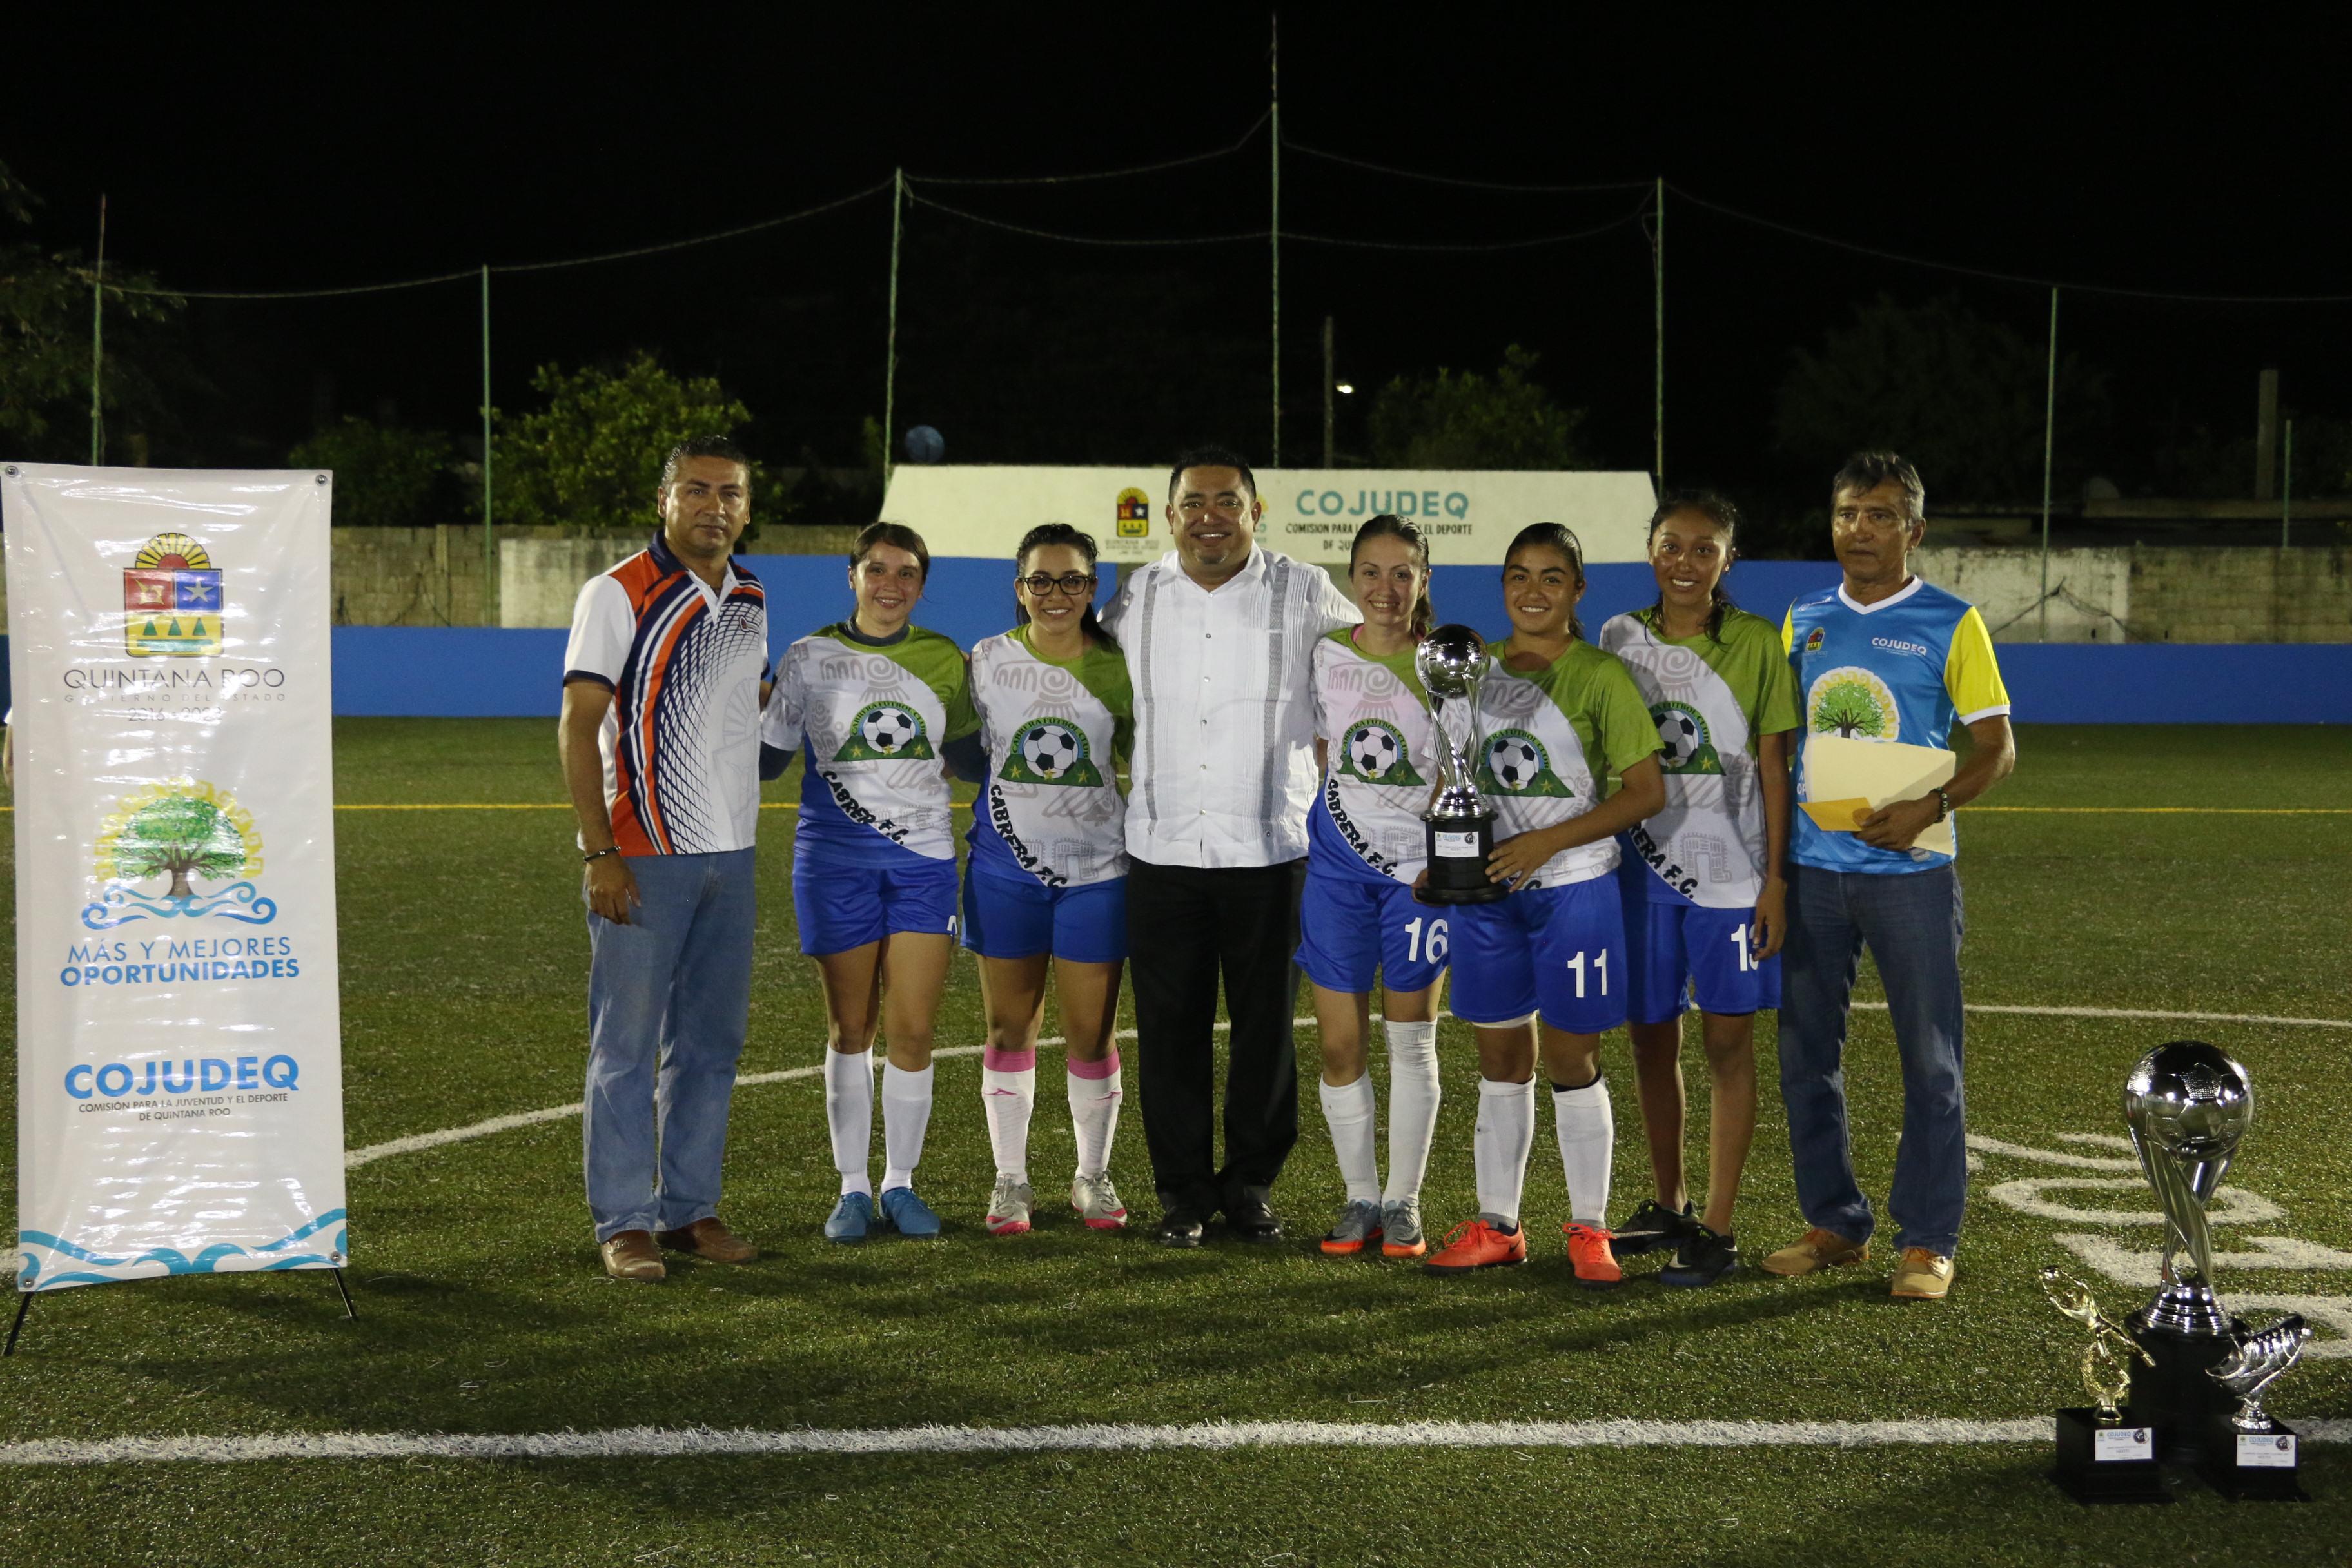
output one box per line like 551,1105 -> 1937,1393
1758,1227 -> 1870,1277
1890,1247 -> 1955,1300
656,1215 -> 758,1264
600,1229 -> 665,1282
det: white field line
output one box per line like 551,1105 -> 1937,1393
1855,1002 -> 2352,1031
26,1415 -> 2352,1467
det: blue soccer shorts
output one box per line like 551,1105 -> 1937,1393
1295,862 -> 1449,995
1620,883 -> 1782,1024
961,867 -> 1129,964
1449,876 -> 1625,1035
792,846 -> 959,957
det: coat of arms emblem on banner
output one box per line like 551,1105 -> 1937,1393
124,531 -> 224,657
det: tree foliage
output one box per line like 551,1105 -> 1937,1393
112,794 -> 251,899
1774,295 -> 2109,507
493,353 -> 756,534
1810,675 -> 1892,740
289,416 -> 466,529
1367,345 -> 1591,470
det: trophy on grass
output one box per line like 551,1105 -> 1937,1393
1414,625 -> 1508,905
2041,1266 -> 2167,1502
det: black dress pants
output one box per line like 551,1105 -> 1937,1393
1124,858 -> 1307,1217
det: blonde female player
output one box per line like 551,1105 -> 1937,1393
1421,522 -> 1665,1288
943,524 -> 1134,1237
1302,515 -> 1448,1259
761,522 -> 978,1244
1598,491 -> 1795,1286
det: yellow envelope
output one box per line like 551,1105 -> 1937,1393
1800,798 -> 1875,830
1804,734 -> 1958,856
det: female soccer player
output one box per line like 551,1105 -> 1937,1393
946,524 -> 1134,1237
1422,522 -> 1664,1288
1301,515 -> 1447,1259
1597,492 -> 1795,1286
762,522 -> 977,1243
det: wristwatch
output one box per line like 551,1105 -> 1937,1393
1932,787 -> 1951,823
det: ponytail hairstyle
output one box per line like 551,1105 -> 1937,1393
1348,513 -> 1436,639
1642,489 -> 1741,643
1503,521 -> 1587,642
1014,522 -> 1117,651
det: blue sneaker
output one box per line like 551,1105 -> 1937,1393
824,1191 -> 876,1244
878,1186 -> 942,1239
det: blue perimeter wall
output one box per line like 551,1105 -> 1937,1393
9,557 -> 2342,722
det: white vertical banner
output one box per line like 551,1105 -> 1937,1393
4,464 -> 346,1293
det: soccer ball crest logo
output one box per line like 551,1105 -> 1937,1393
999,716 -> 1105,787
836,701 -> 937,761
1652,701 -> 1725,776
1341,718 -> 1426,787
1477,729 -> 1571,798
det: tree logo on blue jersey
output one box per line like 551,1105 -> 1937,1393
837,701 -> 936,761
1475,729 -> 1572,798
1652,701 -> 1724,776
999,717 -> 1103,787
1340,718 -> 1426,787
1808,667 -> 1899,740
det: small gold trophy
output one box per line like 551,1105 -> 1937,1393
2043,1266 -> 2153,1423
2041,1265 -> 2166,1502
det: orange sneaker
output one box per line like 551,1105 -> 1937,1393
1564,1222 -> 1623,1289
1421,1218 -> 1529,1275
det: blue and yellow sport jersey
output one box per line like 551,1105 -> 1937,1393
1782,578 -> 2010,874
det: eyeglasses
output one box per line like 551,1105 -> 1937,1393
1018,573 -> 1098,597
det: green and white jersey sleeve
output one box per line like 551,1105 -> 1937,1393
1475,639 -> 1663,890
1309,629 -> 1436,882
1598,609 -> 1798,908
966,625 -> 1133,887
763,622 -> 977,862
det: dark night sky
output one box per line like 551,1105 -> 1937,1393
8,11 -> 2348,534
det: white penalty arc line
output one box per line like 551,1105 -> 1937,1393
16,1415 -> 2352,1467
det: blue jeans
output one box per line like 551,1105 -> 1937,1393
583,848 -> 756,1242
1778,862 -> 1967,1255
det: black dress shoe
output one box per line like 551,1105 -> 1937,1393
1156,1207 -> 1207,1248
1224,1197 -> 1283,1244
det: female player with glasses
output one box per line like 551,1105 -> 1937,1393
1300,514 -> 1449,1260
762,522 -> 978,1244
941,524 -> 1135,1237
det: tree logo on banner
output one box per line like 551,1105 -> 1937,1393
82,780 -> 277,930
124,532 -> 225,658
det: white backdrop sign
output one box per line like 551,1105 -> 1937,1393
879,465 -> 1659,566
5,464 -> 347,1293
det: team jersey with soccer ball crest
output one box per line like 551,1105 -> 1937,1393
1308,628 -> 1437,885
762,622 -> 978,863
1473,637 -> 1661,890
1598,607 -> 1798,910
965,624 -> 1134,888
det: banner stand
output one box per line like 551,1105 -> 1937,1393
1,1268 -> 357,1358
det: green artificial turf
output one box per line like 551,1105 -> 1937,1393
1,721 -> 2347,1566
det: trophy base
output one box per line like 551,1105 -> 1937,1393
1416,881 -> 1512,906
2199,1418 -> 2308,1502
2126,1312 -> 2243,1464
1421,816 -> 1506,905
2050,1408 -> 2171,1505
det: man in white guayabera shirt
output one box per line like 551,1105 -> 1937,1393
1104,446 -> 1359,1248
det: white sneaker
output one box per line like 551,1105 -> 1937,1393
1070,1172 -> 1128,1230
986,1175 -> 1034,1237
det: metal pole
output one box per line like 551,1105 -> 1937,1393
480,266 -> 495,626
90,195 -> 106,465
1652,177 -> 1663,485
1322,315 -> 1335,468
884,167 -> 903,486
2282,418 -> 2294,549
1269,17 -> 1281,467
2037,287 -> 2058,643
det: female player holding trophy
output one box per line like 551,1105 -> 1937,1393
1596,492 -> 1796,1287
1422,523 -> 1664,1287
1298,516 -> 1448,1260
946,525 -> 1135,1239
762,522 -> 978,1243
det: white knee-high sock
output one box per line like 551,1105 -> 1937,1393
1474,1075 -> 1537,1228
981,1046 -> 1036,1181
1382,1020 -> 1442,1203
879,1061 -> 934,1193
1318,1073 -> 1380,1203
1066,1052 -> 1123,1181
825,1048 -> 874,1197
1553,1072 -> 1616,1227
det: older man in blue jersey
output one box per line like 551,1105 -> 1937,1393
1762,451 -> 2017,1302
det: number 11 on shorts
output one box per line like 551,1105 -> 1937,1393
1565,948 -> 1608,997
